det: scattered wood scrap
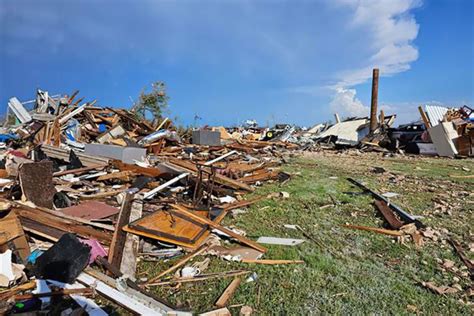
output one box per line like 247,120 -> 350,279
215,277 -> 242,308
342,224 -> 403,237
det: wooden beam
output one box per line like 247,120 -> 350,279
53,165 -> 107,177
119,195 -> 142,278
240,259 -> 304,265
146,270 -> 250,287
374,200 -> 404,229
418,106 -> 431,128
108,193 -> 133,271
13,205 -> 112,244
215,278 -> 241,308
341,224 -> 402,237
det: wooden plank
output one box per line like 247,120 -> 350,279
106,108 -> 154,132
342,224 -> 402,237
52,118 -> 61,146
108,193 -> 133,271
81,189 -> 128,200
418,106 -> 431,128
0,281 -> 36,301
67,90 -> 79,104
147,270 -> 250,287
215,278 -> 241,308
0,210 -> 30,262
120,195 -> 142,278
14,206 -> 112,244
240,259 -> 304,265
53,165 -> 107,177
449,239 -> 474,275
3,199 -> 114,231
112,160 -> 164,177
97,171 -> 134,181
374,200 -> 404,229
172,205 -> 267,253
238,169 -> 280,184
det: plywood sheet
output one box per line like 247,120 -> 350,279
60,201 -> 119,220
127,210 -> 208,244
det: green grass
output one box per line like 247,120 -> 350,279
138,152 -> 474,315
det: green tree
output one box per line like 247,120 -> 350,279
133,81 -> 169,124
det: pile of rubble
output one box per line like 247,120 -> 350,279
416,104 -> 473,157
0,89 -> 298,315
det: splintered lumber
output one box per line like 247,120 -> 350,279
53,165 -> 108,177
418,106 -> 431,128
374,200 -> 404,229
215,278 -> 242,308
449,239 -> 474,275
200,308 -> 231,316
120,195 -> 142,279
168,158 -> 254,192
238,169 -> 281,184
67,90 -> 79,104
0,280 -> 36,301
240,259 -> 304,265
13,288 -> 94,301
97,170 -> 134,181
81,189 -> 128,200
0,210 -> 30,262
222,196 -> 266,211
106,107 -> 154,132
449,174 -> 474,179
108,193 -> 133,271
146,244 -> 210,284
342,224 -> 402,237
172,205 -> 266,253
147,270 -> 251,287
13,204 -> 112,245
2,199 -> 114,231
144,151 -> 239,200
59,104 -> 86,124
112,160 -> 163,177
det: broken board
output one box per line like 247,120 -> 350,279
123,209 -> 216,250
19,161 -> 56,208
60,201 -> 119,220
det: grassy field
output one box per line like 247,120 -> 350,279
140,151 -> 474,315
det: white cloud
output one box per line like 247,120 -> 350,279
329,0 -> 421,117
330,87 -> 368,118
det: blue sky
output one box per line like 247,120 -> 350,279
0,0 -> 472,127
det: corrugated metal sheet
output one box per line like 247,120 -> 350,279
315,118 -> 369,146
425,105 -> 449,126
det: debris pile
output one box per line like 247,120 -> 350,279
417,104 -> 474,157
0,80 -> 472,313
0,89 -> 300,315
